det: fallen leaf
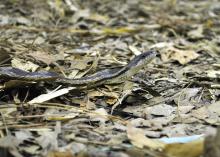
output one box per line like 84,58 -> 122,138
187,25 -> 204,39
162,124 -> 188,137
206,70 -> 220,78
178,106 -> 195,114
161,47 -> 199,65
173,88 -> 201,106
191,107 -> 210,120
28,51 -> 57,65
127,123 -> 165,149
28,87 -> 75,104
144,104 -> 175,116
89,108 -> 109,124
208,101 -> 220,115
11,58 -> 39,72
16,17 -> 31,26
148,104 -> 176,116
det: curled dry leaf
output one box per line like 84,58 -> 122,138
161,47 -> 199,65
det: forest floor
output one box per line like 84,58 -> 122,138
0,0 -> 220,157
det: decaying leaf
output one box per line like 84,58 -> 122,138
127,123 -> 165,149
144,104 -> 175,116
161,47 -> 200,65
11,58 -> 39,72
0,0 -> 219,156
173,88 -> 202,106
28,51 -> 59,65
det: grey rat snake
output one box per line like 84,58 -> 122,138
0,51 -> 157,88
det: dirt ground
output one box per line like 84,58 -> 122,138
0,0 -> 220,157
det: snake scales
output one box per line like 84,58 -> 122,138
0,51 -> 157,88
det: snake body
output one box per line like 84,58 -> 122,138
0,51 -> 157,87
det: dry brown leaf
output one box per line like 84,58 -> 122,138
191,107 -> 210,120
11,58 -> 39,72
144,104 -> 175,116
178,106 -> 194,114
87,89 -> 119,105
187,25 -> 204,39
70,59 -> 90,71
127,123 -> 165,149
88,90 -> 105,97
28,51 -> 56,65
161,47 -> 199,65
173,88 -> 201,106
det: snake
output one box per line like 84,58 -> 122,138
0,50 -> 157,88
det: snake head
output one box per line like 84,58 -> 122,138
123,50 -> 158,78
132,50 -> 158,68
140,50 -> 158,60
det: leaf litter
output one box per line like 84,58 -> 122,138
0,0 -> 220,157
